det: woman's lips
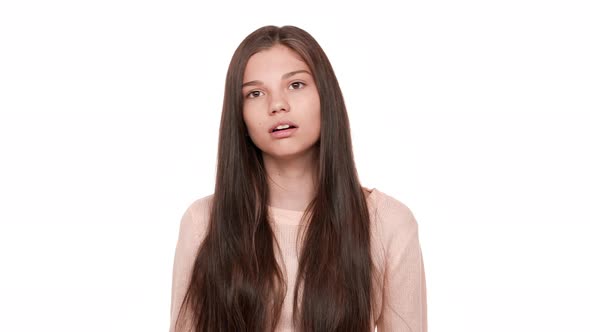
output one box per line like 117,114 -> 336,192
270,127 -> 297,138
268,120 -> 298,133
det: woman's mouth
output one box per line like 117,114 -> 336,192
270,126 -> 298,138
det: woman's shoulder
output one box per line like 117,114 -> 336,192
364,187 -> 419,239
178,193 -> 215,238
364,186 -> 414,214
184,193 -> 214,216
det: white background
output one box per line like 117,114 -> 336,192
1,0 -> 589,331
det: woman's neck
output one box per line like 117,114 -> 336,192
263,151 -> 317,212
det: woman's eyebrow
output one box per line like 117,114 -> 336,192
282,69 -> 311,80
242,70 -> 312,88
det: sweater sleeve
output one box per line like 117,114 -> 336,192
376,199 -> 428,332
169,197 -> 211,332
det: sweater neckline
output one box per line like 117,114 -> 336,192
268,187 -> 378,225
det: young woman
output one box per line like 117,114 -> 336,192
170,25 -> 427,332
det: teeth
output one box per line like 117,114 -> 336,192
275,124 -> 290,130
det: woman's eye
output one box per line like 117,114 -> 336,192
246,90 -> 263,98
289,82 -> 306,90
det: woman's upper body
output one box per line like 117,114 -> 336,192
170,187 -> 427,331
171,24 -> 427,331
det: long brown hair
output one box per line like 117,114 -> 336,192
177,25 -> 374,332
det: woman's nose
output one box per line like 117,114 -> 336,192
269,93 -> 290,114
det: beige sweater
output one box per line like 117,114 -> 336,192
170,188 -> 427,331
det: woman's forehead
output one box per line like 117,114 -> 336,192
243,45 -> 310,81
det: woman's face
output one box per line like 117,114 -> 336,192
242,44 -> 321,162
